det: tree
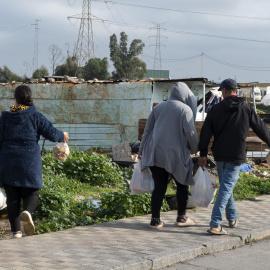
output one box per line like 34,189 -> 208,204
32,65 -> 49,80
55,56 -> 79,77
109,32 -> 147,80
82,57 -> 110,80
48,44 -> 64,75
0,65 -> 23,83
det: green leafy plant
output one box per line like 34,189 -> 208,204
42,150 -> 125,188
233,172 -> 270,200
34,171 -> 94,234
92,190 -> 169,220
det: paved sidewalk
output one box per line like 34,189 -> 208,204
1,195 -> 270,270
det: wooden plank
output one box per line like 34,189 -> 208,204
138,119 -> 147,140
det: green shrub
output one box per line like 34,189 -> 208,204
34,172 -> 93,234
42,150 -> 125,188
92,190 -> 169,220
34,173 -> 170,233
234,172 -> 270,200
250,103 -> 270,114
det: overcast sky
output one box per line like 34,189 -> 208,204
2,0 -> 270,83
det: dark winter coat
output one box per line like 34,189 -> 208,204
0,106 -> 64,189
199,96 -> 270,163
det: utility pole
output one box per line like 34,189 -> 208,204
201,52 -> 204,77
149,23 -> 167,70
68,0 -> 95,68
31,19 -> 41,75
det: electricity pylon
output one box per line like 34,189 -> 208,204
68,0 -> 95,68
31,19 -> 41,74
149,23 -> 167,70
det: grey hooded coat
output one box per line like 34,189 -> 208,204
139,82 -> 198,185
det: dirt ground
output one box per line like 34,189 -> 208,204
0,217 -> 11,239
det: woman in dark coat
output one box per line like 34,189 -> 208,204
0,85 -> 69,238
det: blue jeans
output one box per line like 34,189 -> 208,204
210,161 -> 241,228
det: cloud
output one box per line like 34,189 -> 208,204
2,0 -> 270,82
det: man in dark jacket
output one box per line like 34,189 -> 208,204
198,78 -> 270,235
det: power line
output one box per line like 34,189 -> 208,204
159,54 -> 201,62
204,53 -> 270,71
97,19 -> 270,44
146,52 -> 270,72
93,0 -> 270,21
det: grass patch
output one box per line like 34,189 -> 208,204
234,172 -> 270,200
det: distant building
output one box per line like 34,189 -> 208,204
145,69 -> 170,79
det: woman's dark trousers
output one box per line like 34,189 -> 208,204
149,166 -> 189,219
3,184 -> 39,232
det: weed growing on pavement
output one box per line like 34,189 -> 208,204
245,235 -> 255,245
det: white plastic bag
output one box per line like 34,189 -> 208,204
129,160 -> 154,195
0,188 -> 7,210
53,142 -> 70,162
190,167 -> 217,208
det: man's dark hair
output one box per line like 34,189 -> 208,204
226,88 -> 238,94
14,85 -> 34,106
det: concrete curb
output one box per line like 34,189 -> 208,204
114,227 -> 270,270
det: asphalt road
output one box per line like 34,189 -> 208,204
164,237 -> 270,270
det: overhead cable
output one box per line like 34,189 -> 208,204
93,0 -> 270,21
204,54 -> 270,71
99,19 -> 270,44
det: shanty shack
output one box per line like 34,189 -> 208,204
0,78 -> 216,150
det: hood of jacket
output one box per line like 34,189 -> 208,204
222,96 -> 244,112
168,82 -> 197,120
1,106 -> 37,125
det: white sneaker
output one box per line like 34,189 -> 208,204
12,231 -> 22,239
20,211 -> 35,235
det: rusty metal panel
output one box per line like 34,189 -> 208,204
39,124 -> 121,150
0,81 -> 152,149
29,81 -> 152,100
34,100 -> 121,124
119,99 -> 152,126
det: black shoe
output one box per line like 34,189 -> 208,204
149,218 -> 165,229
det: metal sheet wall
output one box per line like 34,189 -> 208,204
0,82 -> 152,150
